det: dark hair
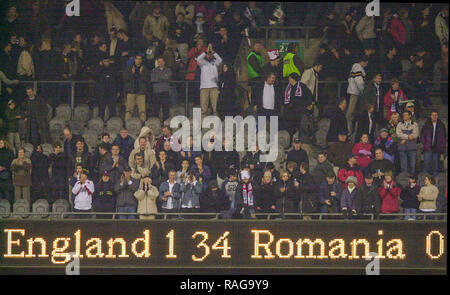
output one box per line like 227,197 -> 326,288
425,174 -> 436,185
134,152 -> 144,159
101,132 -> 110,138
98,143 -> 109,151
287,42 -> 297,52
403,110 -> 412,117
53,141 -> 62,148
338,97 -> 347,106
300,162 -> 309,172
25,86 -> 33,91
318,151 -> 327,157
288,72 -> 300,81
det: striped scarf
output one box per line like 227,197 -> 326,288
284,82 -> 302,104
242,182 -> 254,206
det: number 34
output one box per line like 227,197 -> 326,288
192,231 -> 231,261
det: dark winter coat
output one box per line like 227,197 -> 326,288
273,179 -> 298,214
326,107 -> 348,143
112,135 -> 135,161
217,69 -> 237,116
254,182 -> 276,212
22,96 -> 51,144
312,161 -> 335,185
357,182 -> 381,214
200,188 -> 229,213
420,119 -> 447,154
328,142 -> 353,168
297,172 -> 318,213
93,180 -> 116,210
318,181 -> 343,213
30,149 -> 49,194
400,183 -> 420,209
123,64 -> 149,95
114,177 -> 140,207
286,148 -> 309,168
340,186 -> 361,212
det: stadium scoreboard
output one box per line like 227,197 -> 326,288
0,220 -> 446,270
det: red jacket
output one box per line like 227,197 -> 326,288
185,46 -> 207,80
379,181 -> 401,213
337,164 -> 364,189
352,142 -> 373,168
384,88 -> 408,120
390,15 -> 406,45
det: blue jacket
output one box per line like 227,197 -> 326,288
180,181 -> 203,208
340,187 -> 361,212
112,135 -> 135,162
318,181 -> 343,212
159,180 -> 182,210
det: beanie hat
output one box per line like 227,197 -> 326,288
345,176 -> 358,184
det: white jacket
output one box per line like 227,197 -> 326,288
347,63 -> 366,96
196,52 -> 222,89
300,68 -> 319,102
72,180 -> 95,210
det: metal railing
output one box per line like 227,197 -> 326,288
19,80 -> 448,120
1,212 -> 447,221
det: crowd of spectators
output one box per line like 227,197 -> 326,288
0,1 -> 448,220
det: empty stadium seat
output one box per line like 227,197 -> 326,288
74,104 -> 91,122
126,117 -> 142,137
87,118 -> 104,135
278,130 -> 291,150
13,199 -> 30,218
22,143 -> 34,157
68,119 -> 86,135
41,143 -> 54,157
145,117 -> 162,137
32,199 -> 50,218
170,105 -> 186,117
0,199 -> 11,218
315,129 -> 328,149
55,104 -> 72,122
82,131 -> 99,153
109,132 -> 117,143
52,199 -> 70,219
49,117 -> 65,138
106,117 -> 124,135
435,172 -> 447,188
418,172 -> 428,186
396,172 -> 410,188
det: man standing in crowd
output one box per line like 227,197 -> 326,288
283,42 -> 304,78
346,56 -> 368,134
197,43 -> 222,117
263,49 -> 283,81
247,41 -> 264,87
312,151 -> 335,185
115,166 -> 140,219
123,54 -> 148,122
362,73 -> 384,125
326,98 -> 348,144
286,138 -> 309,169
151,56 -> 172,121
369,148 -> 395,186
252,72 -> 281,124
112,128 -> 135,161
159,170 -> 182,218
95,57 -> 120,120
396,110 -> 419,174
22,87 -> 50,147
301,59 -> 323,112
328,132 -> 353,172
420,110 -> 447,175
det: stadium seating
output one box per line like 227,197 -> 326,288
278,130 -> 291,150
22,143 -> 34,157
46,104 -> 53,122
51,199 -> 70,219
396,172 -> 410,188
74,104 -> 91,122
13,199 -> 30,218
49,117 -> 65,138
0,199 -> 10,218
106,117 -> 124,135
126,117 -> 143,137
55,104 -> 72,122
82,130 -> 100,153
68,119 -> 86,135
32,199 -> 50,218
41,143 -> 54,156
145,117 -> 162,137
87,117 -> 105,136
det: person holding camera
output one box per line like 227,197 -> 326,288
197,43 -> 222,117
180,170 -> 203,217
135,175 -> 159,220
114,166 -> 139,219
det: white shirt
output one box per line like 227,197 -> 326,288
71,180 -> 95,210
432,122 -> 437,145
196,52 -> 222,89
262,82 -> 275,110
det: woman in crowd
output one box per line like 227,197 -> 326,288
400,173 -> 420,220
134,175 -> 159,220
30,144 -> 49,203
254,170 -> 276,215
417,174 -> 439,220
378,171 -> 401,217
384,78 -> 408,121
217,62 -> 237,118
352,133 -> 373,174
10,148 -> 32,203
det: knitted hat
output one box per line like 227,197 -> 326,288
345,176 -> 358,184
241,170 -> 250,180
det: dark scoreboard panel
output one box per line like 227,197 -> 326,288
0,220 -> 446,270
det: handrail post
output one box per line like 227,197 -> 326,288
71,82 -> 75,119
33,81 -> 37,93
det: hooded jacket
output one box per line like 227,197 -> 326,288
134,180 -> 159,215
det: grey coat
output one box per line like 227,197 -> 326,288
114,177 -> 140,207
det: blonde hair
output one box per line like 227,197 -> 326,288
390,112 -> 400,125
